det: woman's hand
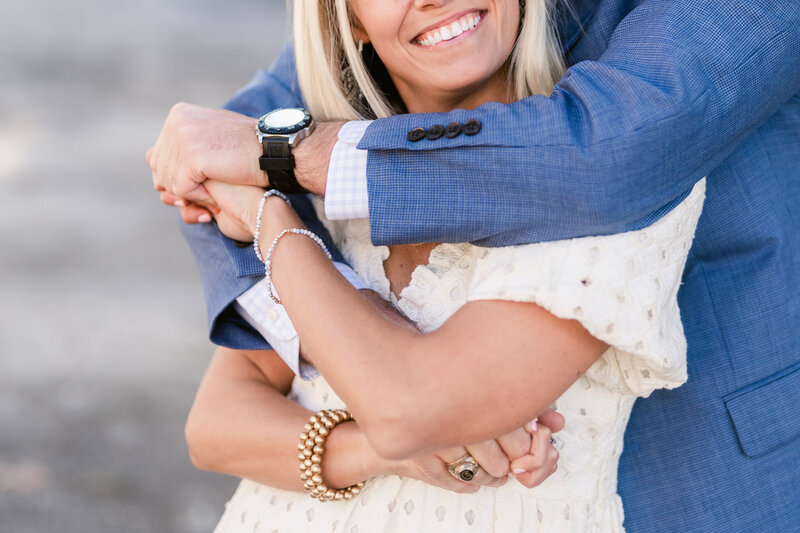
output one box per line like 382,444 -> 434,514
163,179 -> 303,244
159,178 -> 302,244
380,410 -> 564,493
202,180 -> 266,242
510,414 -> 563,488
158,184 -> 257,240
382,446 -> 504,494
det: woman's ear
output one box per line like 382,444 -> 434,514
351,26 -> 369,46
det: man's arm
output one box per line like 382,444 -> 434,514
356,0 -> 800,245
153,1 -> 799,246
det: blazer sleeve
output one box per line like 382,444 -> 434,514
358,0 -> 800,246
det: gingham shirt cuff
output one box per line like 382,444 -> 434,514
234,262 -> 368,380
325,120 -> 371,220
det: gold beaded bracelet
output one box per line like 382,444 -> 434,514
298,408 -> 366,501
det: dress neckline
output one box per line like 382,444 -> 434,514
367,242 -> 474,329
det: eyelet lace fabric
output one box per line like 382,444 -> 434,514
214,180 -> 705,533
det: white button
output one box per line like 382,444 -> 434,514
267,310 -> 279,322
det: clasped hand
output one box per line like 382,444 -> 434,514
146,103 -> 338,220
397,412 -> 563,492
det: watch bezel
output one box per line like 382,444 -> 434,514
257,108 -> 313,135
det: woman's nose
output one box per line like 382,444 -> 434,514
413,0 -> 448,10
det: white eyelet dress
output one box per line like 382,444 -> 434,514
213,180 -> 705,533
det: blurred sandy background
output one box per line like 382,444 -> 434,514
0,1 -> 287,531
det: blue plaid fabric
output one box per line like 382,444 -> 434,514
181,0 -> 800,530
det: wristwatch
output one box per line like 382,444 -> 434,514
256,108 -> 315,194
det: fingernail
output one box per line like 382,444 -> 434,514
512,468 -> 526,475
197,214 -> 212,223
174,200 -> 186,207
528,418 -> 538,432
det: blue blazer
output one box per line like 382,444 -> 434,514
180,0 -> 800,530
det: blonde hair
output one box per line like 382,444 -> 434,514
293,0 -> 565,121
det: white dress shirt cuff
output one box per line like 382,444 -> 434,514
234,262 -> 368,380
325,120 -> 371,220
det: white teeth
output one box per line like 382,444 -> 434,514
416,12 -> 481,47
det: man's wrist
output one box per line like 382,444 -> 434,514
292,121 -> 345,195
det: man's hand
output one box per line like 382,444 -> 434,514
146,102 -> 344,206
146,103 -> 265,204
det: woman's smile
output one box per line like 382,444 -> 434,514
413,10 -> 485,48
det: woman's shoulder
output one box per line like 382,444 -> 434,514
466,179 -> 706,396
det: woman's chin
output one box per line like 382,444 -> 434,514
406,76 -> 508,111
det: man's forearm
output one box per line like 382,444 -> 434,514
357,0 -> 800,246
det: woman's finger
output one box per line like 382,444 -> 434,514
435,447 -> 502,487
509,425 -> 554,473
404,454 -> 480,494
508,424 -> 560,489
433,447 -> 468,464
530,425 -> 554,465
536,408 -> 565,434
179,204 -> 213,224
511,447 -> 559,489
429,460 -> 483,494
159,191 -> 183,206
465,439 -> 512,478
496,426 -> 534,462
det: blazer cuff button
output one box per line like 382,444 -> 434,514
444,122 -> 462,138
407,127 -> 425,142
425,124 -> 445,140
463,119 -> 481,135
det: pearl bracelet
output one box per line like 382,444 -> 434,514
298,409 -> 365,501
253,189 -> 291,263
265,228 -> 333,304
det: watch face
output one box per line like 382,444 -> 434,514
258,108 -> 312,134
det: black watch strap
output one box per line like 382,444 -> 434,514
259,138 -> 310,194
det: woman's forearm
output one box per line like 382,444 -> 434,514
185,347 -> 390,490
262,205 -> 605,459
